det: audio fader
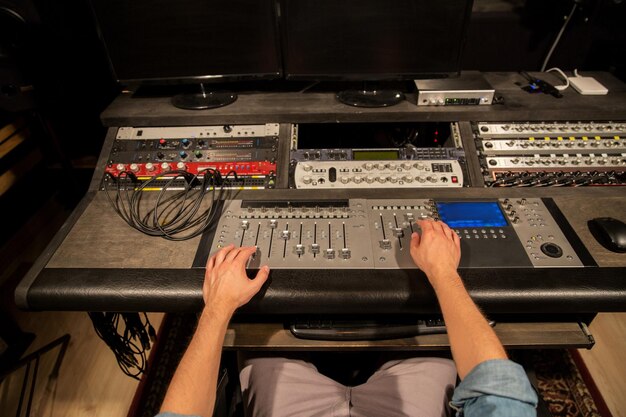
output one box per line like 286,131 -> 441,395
201,198 -> 586,270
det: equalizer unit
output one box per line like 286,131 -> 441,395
102,124 -> 280,190
203,198 -> 588,269
475,121 -> 626,186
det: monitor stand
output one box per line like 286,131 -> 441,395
171,84 -> 237,110
336,84 -> 404,108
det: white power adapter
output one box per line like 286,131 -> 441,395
568,71 -> 608,95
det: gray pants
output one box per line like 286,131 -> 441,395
239,357 -> 457,417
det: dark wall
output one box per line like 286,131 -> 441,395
462,0 -> 626,81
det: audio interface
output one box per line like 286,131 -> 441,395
103,124 -> 279,190
474,121 -> 626,186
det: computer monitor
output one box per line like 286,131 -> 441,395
278,0 -> 474,107
89,0 -> 282,109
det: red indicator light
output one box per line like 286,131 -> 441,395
451,176 -> 458,183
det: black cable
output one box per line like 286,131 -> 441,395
88,312 -> 156,380
104,168 -> 235,240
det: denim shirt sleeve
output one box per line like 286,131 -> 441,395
450,359 -> 538,417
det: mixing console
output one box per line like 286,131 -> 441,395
475,121 -> 626,186
206,198 -> 585,269
103,124 -> 279,190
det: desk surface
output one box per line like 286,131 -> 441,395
15,71 -> 626,316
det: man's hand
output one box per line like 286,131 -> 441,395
410,220 -> 461,284
203,244 -> 270,319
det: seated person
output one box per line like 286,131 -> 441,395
157,220 -> 538,417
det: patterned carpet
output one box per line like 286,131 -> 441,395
515,349 -> 608,417
130,314 -> 609,417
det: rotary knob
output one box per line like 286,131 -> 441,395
302,164 -> 312,172
176,162 -> 187,170
387,163 -> 397,170
160,162 -> 171,171
130,163 -> 140,172
353,176 -> 363,184
302,176 -> 312,184
401,162 -> 412,170
414,163 -> 425,170
389,175 -> 398,183
116,163 -> 125,171
364,163 -> 374,171
402,176 -> 413,183
365,176 -> 375,184
340,176 -> 351,184
376,177 -> 387,183
416,176 -> 426,183
145,162 -> 155,171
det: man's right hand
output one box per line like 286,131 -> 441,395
410,220 -> 461,284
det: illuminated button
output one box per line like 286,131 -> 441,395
159,139 -> 167,147
451,176 -> 458,183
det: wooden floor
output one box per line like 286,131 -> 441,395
1,195 -> 625,417
578,313 -> 626,417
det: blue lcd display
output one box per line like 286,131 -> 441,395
436,202 -> 508,228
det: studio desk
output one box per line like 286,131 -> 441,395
15,72 -> 626,350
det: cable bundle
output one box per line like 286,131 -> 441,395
103,168 -> 236,241
88,312 -> 156,380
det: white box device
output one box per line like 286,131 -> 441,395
568,75 -> 608,95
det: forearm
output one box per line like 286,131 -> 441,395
431,271 -> 507,380
160,308 -> 231,417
